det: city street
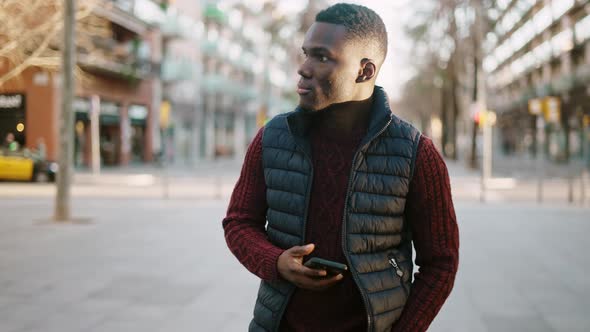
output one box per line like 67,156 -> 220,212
2,0 -> 590,330
0,162 -> 589,332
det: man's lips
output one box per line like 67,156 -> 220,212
297,86 -> 312,95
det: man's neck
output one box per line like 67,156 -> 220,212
316,96 -> 373,134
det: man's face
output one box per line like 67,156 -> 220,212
296,22 -> 363,111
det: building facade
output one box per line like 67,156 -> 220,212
0,0 -> 169,167
198,0 -> 297,161
1,0 -> 310,167
484,0 -> 590,163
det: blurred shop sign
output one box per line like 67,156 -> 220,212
129,105 -> 148,121
101,101 -> 120,116
528,98 -> 542,115
74,97 -> 91,113
0,94 -> 24,110
528,97 -> 561,123
543,97 -> 560,123
160,101 -> 171,128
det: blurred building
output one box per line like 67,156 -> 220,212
1,0 -> 309,167
198,0 -> 297,161
0,0 -> 168,167
484,0 -> 590,162
157,0 -> 203,166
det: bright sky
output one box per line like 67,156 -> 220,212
354,0 -> 414,100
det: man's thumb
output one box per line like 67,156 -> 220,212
290,243 -> 315,256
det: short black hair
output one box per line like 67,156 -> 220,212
315,3 -> 387,61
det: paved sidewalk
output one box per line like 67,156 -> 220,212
0,198 -> 258,332
0,197 -> 589,332
2,157 -> 589,206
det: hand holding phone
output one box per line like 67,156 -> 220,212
277,244 -> 344,291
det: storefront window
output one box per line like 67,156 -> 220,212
0,94 -> 26,149
128,104 -> 148,163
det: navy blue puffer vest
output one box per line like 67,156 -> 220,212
250,87 -> 421,332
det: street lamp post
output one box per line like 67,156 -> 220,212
474,0 -> 490,203
536,115 -> 545,203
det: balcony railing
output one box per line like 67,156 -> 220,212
202,74 -> 258,100
95,1 -> 148,35
161,13 -> 184,39
161,58 -> 198,82
204,4 -> 226,24
78,51 -> 153,80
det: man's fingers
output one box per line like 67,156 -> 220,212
298,265 -> 327,278
288,243 -> 315,256
310,274 -> 343,291
294,273 -> 344,291
315,273 -> 343,286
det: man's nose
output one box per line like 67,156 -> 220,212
297,61 -> 312,79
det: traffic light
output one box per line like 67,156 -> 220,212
473,110 -> 496,128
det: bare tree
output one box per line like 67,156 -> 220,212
402,0 -> 496,160
0,0 -> 107,87
1,0 -> 112,221
403,0 -> 464,159
398,56 -> 444,135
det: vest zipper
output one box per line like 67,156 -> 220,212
274,141 -> 314,332
388,256 -> 409,298
388,256 -> 404,277
341,116 -> 393,332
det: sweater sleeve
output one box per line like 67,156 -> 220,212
391,136 -> 460,332
222,127 -> 284,281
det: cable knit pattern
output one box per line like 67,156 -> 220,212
223,128 -> 459,332
223,128 -> 284,281
391,137 -> 459,332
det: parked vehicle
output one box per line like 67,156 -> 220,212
0,149 -> 58,182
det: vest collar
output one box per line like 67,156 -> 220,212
286,86 -> 393,156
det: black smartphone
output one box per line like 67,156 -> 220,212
304,257 -> 348,276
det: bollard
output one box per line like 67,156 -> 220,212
536,116 -> 545,204
162,165 -> 169,200
160,158 -> 169,200
215,176 -> 222,199
582,170 -> 587,206
568,175 -> 574,204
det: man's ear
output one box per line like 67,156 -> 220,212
356,58 -> 376,83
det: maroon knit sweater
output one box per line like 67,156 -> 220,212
223,124 -> 459,332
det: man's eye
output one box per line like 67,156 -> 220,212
319,56 -> 328,62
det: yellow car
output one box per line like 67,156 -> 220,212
0,150 -> 58,182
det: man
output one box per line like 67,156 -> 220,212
3,132 -> 19,152
223,3 -> 459,332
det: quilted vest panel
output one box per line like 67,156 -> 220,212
250,114 -> 312,332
